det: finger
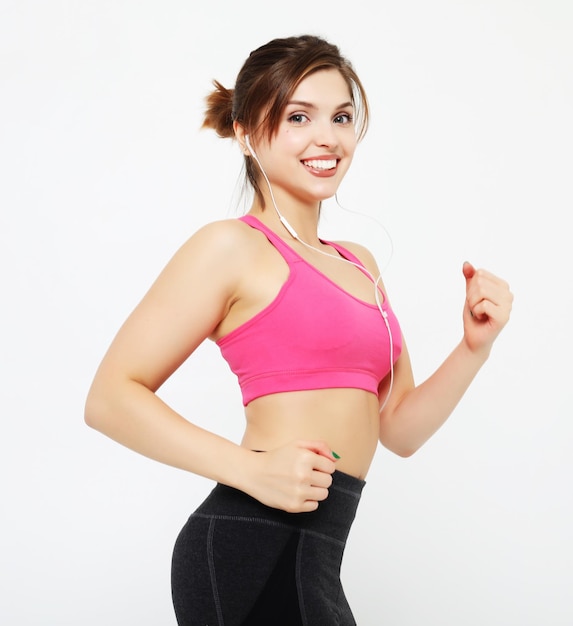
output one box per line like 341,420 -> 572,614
463,262 -> 480,317
473,296 -> 512,326
298,440 -> 338,465
466,269 -> 509,299
310,468 -> 334,489
299,499 -> 320,513
466,275 -> 511,318
468,298 -> 492,322
311,453 -> 337,477
307,485 -> 330,502
288,481 -> 331,513
462,261 -> 476,282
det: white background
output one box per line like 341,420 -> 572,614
1,1 -> 572,624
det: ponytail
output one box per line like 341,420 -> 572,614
202,80 -> 235,138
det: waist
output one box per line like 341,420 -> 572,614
242,388 -> 380,479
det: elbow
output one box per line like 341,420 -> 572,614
379,419 -> 428,458
394,446 -> 418,458
84,394 -> 101,431
84,385 -> 112,432
84,406 -> 98,431
84,376 -> 144,434
380,435 -> 423,458
387,443 -> 418,458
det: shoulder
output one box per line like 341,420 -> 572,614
184,217 -> 251,251
151,218 -> 256,299
173,218 -> 256,268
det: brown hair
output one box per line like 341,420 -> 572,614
202,35 -> 370,207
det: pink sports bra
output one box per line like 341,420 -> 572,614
217,215 -> 402,406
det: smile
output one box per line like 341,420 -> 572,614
302,159 -> 337,171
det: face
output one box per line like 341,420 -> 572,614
249,69 -> 357,207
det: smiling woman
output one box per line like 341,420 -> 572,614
240,70 -> 357,210
233,69 -> 358,239
84,34 -> 513,625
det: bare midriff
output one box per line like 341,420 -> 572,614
241,387 -> 380,480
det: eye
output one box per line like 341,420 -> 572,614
334,112 -> 354,125
287,113 -> 310,125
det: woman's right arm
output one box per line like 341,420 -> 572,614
84,220 -> 335,511
84,220 -> 256,486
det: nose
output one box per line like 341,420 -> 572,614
313,119 -> 339,149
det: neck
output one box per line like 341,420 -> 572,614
250,189 -> 323,245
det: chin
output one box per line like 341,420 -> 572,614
310,183 -> 341,201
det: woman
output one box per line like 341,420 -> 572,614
85,35 -> 513,625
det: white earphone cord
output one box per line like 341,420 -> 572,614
245,136 -> 394,412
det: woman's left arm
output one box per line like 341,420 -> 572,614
378,261 -> 513,457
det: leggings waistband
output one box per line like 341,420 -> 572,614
192,470 -> 366,545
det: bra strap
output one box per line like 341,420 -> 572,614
239,215 -> 300,262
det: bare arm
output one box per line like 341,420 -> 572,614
85,221 -> 249,479
85,220 -> 336,512
378,261 -> 513,457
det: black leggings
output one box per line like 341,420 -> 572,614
171,470 -> 365,625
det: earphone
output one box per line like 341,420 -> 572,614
245,135 -> 300,239
244,134 -> 394,412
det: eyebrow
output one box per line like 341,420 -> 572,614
286,100 -> 354,110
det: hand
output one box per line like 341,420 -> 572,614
246,440 -> 337,513
462,261 -> 513,355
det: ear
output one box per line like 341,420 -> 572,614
233,121 -> 250,155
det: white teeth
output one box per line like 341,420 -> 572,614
303,159 -> 337,170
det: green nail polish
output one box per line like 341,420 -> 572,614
332,451 -> 341,459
